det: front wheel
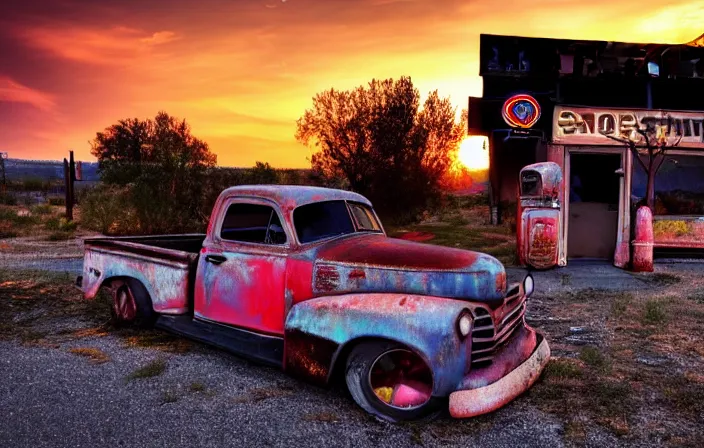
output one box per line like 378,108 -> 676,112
109,279 -> 156,328
345,340 -> 444,423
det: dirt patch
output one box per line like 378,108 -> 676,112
2,266 -> 704,446
69,347 -> 110,364
301,412 -> 341,423
231,385 -> 295,404
525,274 -> 704,446
0,270 -> 192,357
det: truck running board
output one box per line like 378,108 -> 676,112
155,315 -> 284,368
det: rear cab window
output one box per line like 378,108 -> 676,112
220,202 -> 287,245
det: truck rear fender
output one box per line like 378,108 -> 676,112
81,248 -> 191,314
283,293 -> 473,396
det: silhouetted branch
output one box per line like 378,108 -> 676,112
599,130 -> 649,172
599,131 -> 631,145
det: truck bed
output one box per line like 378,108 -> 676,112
80,234 -> 206,314
83,234 -> 206,262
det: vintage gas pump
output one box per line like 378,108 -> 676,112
517,162 -> 563,270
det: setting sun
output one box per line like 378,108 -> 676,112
457,136 -> 490,171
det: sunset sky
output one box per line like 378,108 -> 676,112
1,0 -> 703,168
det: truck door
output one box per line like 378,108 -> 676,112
517,162 -> 563,270
194,198 -> 290,336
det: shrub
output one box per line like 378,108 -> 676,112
45,217 -> 78,232
21,177 -> 50,192
47,197 -> 66,206
0,209 -> 39,227
0,194 -> 17,206
246,161 -> 279,184
79,185 -> 138,235
30,204 -> 54,215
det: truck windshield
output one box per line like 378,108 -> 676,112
293,200 -> 382,244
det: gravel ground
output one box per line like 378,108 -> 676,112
0,335 -> 565,448
1,259 -> 702,447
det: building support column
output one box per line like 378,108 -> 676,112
488,133 -> 500,225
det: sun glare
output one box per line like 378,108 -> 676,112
457,136 -> 489,171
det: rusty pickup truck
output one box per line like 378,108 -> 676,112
77,185 -> 550,422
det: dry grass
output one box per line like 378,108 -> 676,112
121,330 -> 193,353
189,382 -> 206,392
161,389 -> 179,404
127,359 -> 167,381
0,270 -> 193,357
527,272 -> 704,445
1,260 -> 703,445
69,347 -> 110,364
301,412 -> 340,423
231,386 -> 295,404
0,205 -> 75,240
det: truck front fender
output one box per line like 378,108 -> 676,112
283,293 -> 472,396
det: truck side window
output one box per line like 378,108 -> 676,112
348,203 -> 382,232
220,203 -> 287,244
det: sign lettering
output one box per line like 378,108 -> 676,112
553,106 -> 704,148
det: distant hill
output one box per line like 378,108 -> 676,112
3,158 -> 100,182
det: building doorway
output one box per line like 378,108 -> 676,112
567,152 -> 622,260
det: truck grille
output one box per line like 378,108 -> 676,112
470,285 -> 526,367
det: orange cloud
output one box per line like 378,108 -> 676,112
140,31 -> 179,45
4,0 -> 704,168
16,25 -> 179,65
0,76 -> 55,111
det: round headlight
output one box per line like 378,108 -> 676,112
457,312 -> 472,338
523,274 -> 534,297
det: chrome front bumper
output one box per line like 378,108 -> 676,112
448,326 -> 551,418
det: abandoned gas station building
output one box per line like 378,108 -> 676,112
468,34 -> 704,269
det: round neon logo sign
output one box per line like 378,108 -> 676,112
502,94 -> 541,129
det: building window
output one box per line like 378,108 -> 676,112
632,154 -> 704,215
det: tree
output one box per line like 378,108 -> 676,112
91,112 -> 216,185
90,111 -> 217,234
295,76 -> 465,222
248,161 -> 279,184
600,118 -> 682,211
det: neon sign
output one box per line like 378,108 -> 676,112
502,94 -> 541,129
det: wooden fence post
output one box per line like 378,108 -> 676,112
63,152 -> 75,221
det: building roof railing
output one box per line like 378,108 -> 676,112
479,34 -> 704,80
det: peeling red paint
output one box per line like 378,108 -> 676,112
348,269 -> 366,280
317,233 -> 480,270
194,252 -> 288,335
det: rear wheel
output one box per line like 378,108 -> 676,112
345,340 -> 444,423
109,279 -> 156,328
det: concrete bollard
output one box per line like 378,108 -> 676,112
632,206 -> 654,272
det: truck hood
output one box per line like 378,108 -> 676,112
311,234 -> 507,304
